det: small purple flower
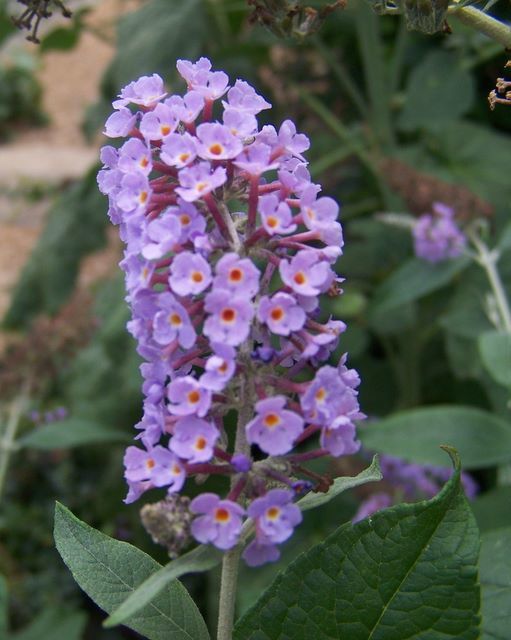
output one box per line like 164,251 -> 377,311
223,108 -> 258,138
222,79 -> 271,115
113,74 -> 167,109
124,445 -> 185,490
165,91 -> 204,124
196,123 -> 243,161
248,488 -> 302,544
169,251 -> 212,296
176,57 -> 229,100
104,107 -> 137,138
200,343 -> 236,391
115,173 -> 151,215
320,416 -> 360,457
140,103 -> 179,141
176,162 -> 227,202
118,138 -> 152,175
190,493 -> 244,550
242,540 -> 280,567
413,202 -> 466,263
233,143 -> 278,176
280,250 -> 334,297
141,215 -> 181,260
204,288 -> 254,346
167,376 -> 212,417
301,365 -> 363,427
152,293 -> 196,348
258,194 -> 296,235
169,416 -> 219,462
231,453 -> 251,473
246,396 -> 303,455
300,185 -> 339,230
160,133 -> 198,168
213,253 -> 260,298
257,292 -> 305,336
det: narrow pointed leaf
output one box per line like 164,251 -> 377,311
54,502 -> 209,640
105,544 -> 222,627
20,419 -> 128,450
298,455 -> 382,512
478,331 -> 511,388
234,449 -> 480,640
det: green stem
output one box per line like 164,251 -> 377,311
469,231 -> 511,334
216,545 -> 242,640
0,392 -> 27,501
448,5 -> 511,49
389,15 -> 409,95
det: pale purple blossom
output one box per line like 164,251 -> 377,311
113,74 -> 167,109
213,253 -> 260,298
104,107 -> 137,138
176,162 -> 227,202
257,293 -> 305,336
167,376 -> 212,417
160,132 -> 198,168
246,396 -> 303,455
190,494 -> 244,550
140,103 -> 178,141
195,123 -> 243,161
279,250 -> 334,297
204,288 -> 254,346
169,416 -> 219,462
152,293 -> 196,348
169,251 -> 212,296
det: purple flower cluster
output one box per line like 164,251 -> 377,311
412,202 -> 466,263
98,58 -> 364,566
353,453 -> 478,523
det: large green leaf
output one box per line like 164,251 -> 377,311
480,528 -> 511,640
11,608 -> 87,640
234,449 -> 480,639
398,51 -> 475,131
298,455 -> 382,512
478,331 -> 511,389
19,419 -> 128,450
54,503 -> 210,640
105,543 -> 222,628
361,406 -> 511,469
369,257 -> 469,319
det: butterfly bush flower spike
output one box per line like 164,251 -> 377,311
98,58 -> 365,566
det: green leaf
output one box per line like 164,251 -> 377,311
298,455 -> 382,512
11,608 -> 87,640
398,51 -> 475,131
0,575 -> 7,639
480,528 -> 511,640
234,449 -> 480,640
478,331 -> 511,388
19,419 -> 128,450
105,544 -> 222,628
361,406 -> 511,469
54,502 -> 210,640
471,487 -> 511,533
369,257 -> 469,319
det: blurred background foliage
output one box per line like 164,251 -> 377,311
1,0 -> 511,637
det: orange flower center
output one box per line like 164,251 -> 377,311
180,214 -> 191,225
270,307 -> 284,322
218,361 -> 228,374
294,271 -> 306,285
140,191 -> 148,204
263,413 -> 280,428
179,153 -> 190,164
266,506 -> 280,520
315,387 -> 326,402
229,268 -> 243,282
191,271 -> 204,283
215,507 -> 230,522
161,124 -> 171,136
209,143 -> 224,156
145,458 -> 155,469
140,157 -> 149,168
169,313 -> 182,326
266,216 -> 278,228
196,182 -> 208,192
195,436 -> 207,450
221,308 -> 236,323
187,390 -> 201,404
